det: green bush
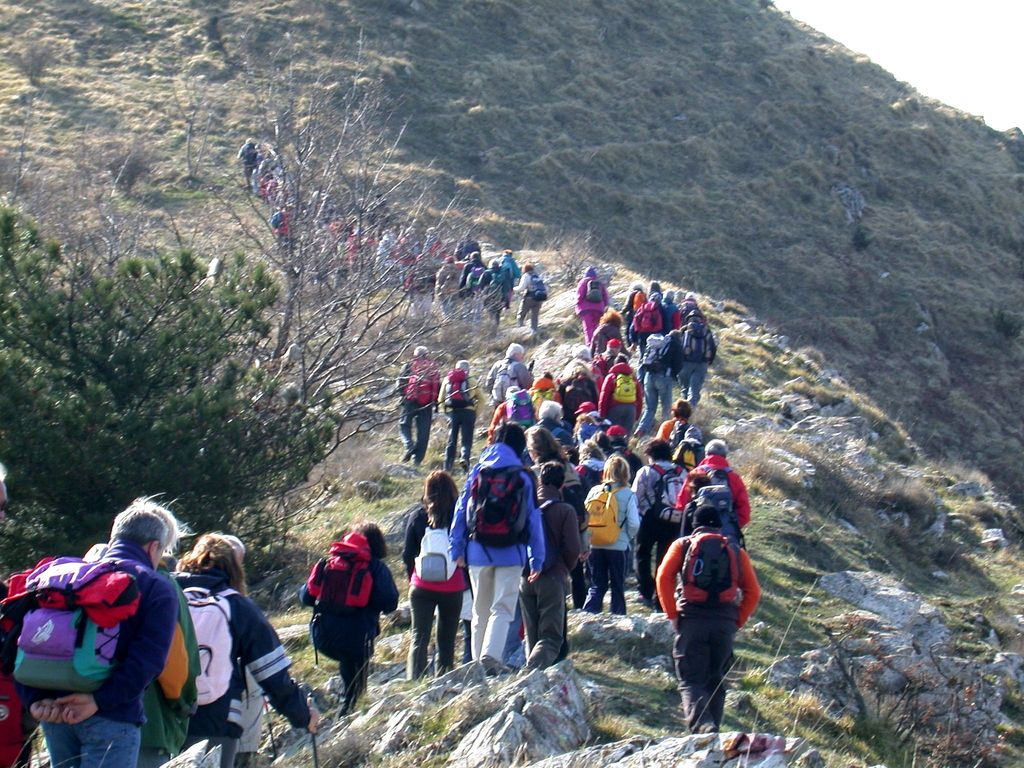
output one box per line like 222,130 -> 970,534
0,209 -> 333,569
991,307 -> 1023,339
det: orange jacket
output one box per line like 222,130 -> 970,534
656,536 -> 761,627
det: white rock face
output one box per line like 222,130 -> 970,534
163,742 -> 222,768
526,732 -> 800,767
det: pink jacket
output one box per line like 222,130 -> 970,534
575,274 -> 609,317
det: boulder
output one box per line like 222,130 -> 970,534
163,742 -> 222,768
568,610 -> 675,649
527,732 -> 800,767
980,528 -> 1008,548
949,481 -> 985,498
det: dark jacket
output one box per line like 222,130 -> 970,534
590,322 -> 622,357
402,505 -> 429,579
538,417 -> 575,451
536,485 -> 582,578
458,253 -> 485,288
18,540 -> 178,726
175,569 -> 310,738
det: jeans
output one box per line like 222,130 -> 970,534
520,573 -> 568,670
635,513 -> 680,603
673,616 -> 737,732
606,403 -> 636,435
444,409 -> 476,469
637,371 -> 674,435
407,586 -> 463,679
517,296 -> 541,331
583,549 -> 627,615
42,716 -> 141,768
677,362 -> 709,408
468,565 -> 522,661
399,401 -> 433,464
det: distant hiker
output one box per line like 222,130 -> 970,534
606,425 -> 642,479
269,208 -> 290,243
572,441 -> 605,608
656,504 -> 761,734
674,440 -> 750,545
636,332 -> 681,437
657,399 -> 705,471
599,355 -> 643,434
515,263 -> 548,332
679,292 -> 701,323
573,403 -> 608,448
525,427 -> 587,529
454,236 -> 481,262
482,259 -> 509,327
458,251 -> 486,293
16,501 -> 182,768
498,249 -> 522,309
536,400 -> 575,453
177,534 -> 319,768
574,267 -> 609,345
678,302 -> 717,408
528,371 -> 559,414
632,440 -> 686,610
449,423 -> 545,675
591,337 -> 624,388
435,256 -> 463,319
237,138 -> 259,187
557,361 -> 599,428
487,386 -> 536,442
439,360 -> 479,472
485,343 -> 533,408
397,347 -> 440,465
520,462 -> 582,670
301,524 -> 398,715
404,255 -> 436,318
582,455 -> 640,615
631,291 -> 665,354
402,472 -> 468,679
623,281 -> 646,347
590,308 -> 624,357
661,290 -> 682,332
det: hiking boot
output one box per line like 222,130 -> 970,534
695,722 -> 719,734
459,458 -> 470,472
402,449 -> 413,463
480,655 -> 510,677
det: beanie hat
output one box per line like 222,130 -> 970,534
575,345 -> 593,362
694,503 -> 722,529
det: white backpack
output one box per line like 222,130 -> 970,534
415,527 -> 454,583
184,587 -> 237,706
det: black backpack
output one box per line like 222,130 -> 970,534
467,466 -> 529,547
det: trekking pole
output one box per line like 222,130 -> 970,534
310,732 -> 319,768
263,698 -> 278,760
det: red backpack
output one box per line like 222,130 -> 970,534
681,532 -> 739,606
0,672 -> 24,768
403,358 -> 438,406
308,534 -> 375,614
467,466 -> 529,547
633,301 -> 663,334
445,368 -> 473,409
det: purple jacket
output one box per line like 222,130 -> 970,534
575,268 -> 609,316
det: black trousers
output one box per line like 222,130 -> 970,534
444,408 -> 476,469
635,513 -> 679,602
338,645 -> 372,715
672,615 -> 736,732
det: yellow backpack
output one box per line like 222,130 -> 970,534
612,373 -> 637,404
586,484 -> 621,547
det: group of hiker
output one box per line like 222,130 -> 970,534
390,262 -> 760,735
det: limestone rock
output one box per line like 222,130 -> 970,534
981,528 -> 1008,548
567,610 -> 675,649
949,480 -> 985,498
163,742 -> 222,768
527,732 -> 798,767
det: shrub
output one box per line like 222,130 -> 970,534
990,307 -> 1023,339
9,43 -> 55,86
851,224 -> 872,251
104,140 -> 155,193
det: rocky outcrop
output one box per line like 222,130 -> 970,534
528,732 -> 804,767
163,742 -> 222,768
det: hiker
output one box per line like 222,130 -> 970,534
404,255 -> 436,318
661,290 -> 682,332
402,472 -> 468,679
438,360 -> 480,472
177,535 -> 318,768
657,400 -> 705,471
485,343 -> 533,408
574,267 -> 609,345
449,423 -> 545,675
17,501 -> 183,768
571,440 -> 605,609
536,400 -> 575,453
454,236 -> 481,262
636,332 -> 681,438
520,462 -> 582,670
678,301 -> 717,408
674,440 -> 750,545
606,425 -> 643,479
591,337 -> 624,388
301,524 -> 399,714
528,371 -> 559,413
237,138 -> 259,187
599,355 -> 643,434
498,249 -> 522,310
582,455 -> 639,615
397,346 -> 440,465
632,440 -> 686,610
458,251 -> 486,292
679,292 -> 701,323
486,386 -> 536,442
678,470 -> 715,538
656,504 -> 761,734
526,427 -> 587,519
623,282 -> 646,348
0,579 -> 32,768
515,264 -> 548,332
631,291 -> 664,355
572,404 -> 606,448
590,309 -> 624,357
481,259 -> 508,327
269,208 -> 290,243
435,256 -> 463,319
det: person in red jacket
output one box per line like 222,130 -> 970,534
598,356 -> 643,434
674,440 -> 751,542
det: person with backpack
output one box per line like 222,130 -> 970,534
631,440 -> 686,610
514,264 -> 548,332
528,371 -> 559,413
598,355 -> 643,434
498,250 -> 522,310
401,472 -> 468,680
480,259 -> 509,327
591,337 -> 625,389
449,423 -> 545,675
434,256 -> 463,320
571,441 -> 605,609
605,425 -> 642,479
536,400 -> 575,454
635,332 -> 682,438
655,503 -> 761,734
438,360 -> 480,473
590,309 -> 624,357
661,290 -> 683,332
674,440 -> 750,545
678,302 -> 717,408
582,455 -> 639,615
657,399 -> 705,471
574,267 -> 609,345
301,524 -> 399,715
454,237 -> 481,262
397,346 -> 440,465
11,502 -> 183,768
485,343 -> 533,408
458,251 -> 486,293
556,361 -> 599,429
631,292 -> 665,355
678,470 -> 714,538
519,462 -> 582,671
486,387 -> 536,442
176,535 -> 318,767
623,282 -> 646,348
237,138 -> 259,188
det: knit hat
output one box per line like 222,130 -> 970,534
607,338 -> 622,349
414,346 -> 429,358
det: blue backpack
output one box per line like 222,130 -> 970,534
682,318 -> 712,363
694,468 -> 739,543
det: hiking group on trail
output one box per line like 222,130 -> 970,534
0,195 -> 759,767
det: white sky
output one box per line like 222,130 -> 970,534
772,0 -> 1023,131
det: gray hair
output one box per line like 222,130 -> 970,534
413,345 -> 429,358
705,439 -> 729,457
457,359 -> 470,372
506,343 -> 525,360
111,498 -> 188,555
538,400 -> 563,422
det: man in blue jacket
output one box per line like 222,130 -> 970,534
24,500 -> 181,768
450,422 -> 545,675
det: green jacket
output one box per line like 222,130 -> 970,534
141,568 -> 200,755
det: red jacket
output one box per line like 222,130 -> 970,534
598,362 -> 643,419
675,454 -> 751,530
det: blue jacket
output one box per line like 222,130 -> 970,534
449,443 -> 546,571
18,540 -> 178,726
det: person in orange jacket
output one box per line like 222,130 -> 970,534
597,356 -> 643,434
655,504 -> 761,734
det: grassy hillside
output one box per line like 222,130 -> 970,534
2,0 -> 1021,506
